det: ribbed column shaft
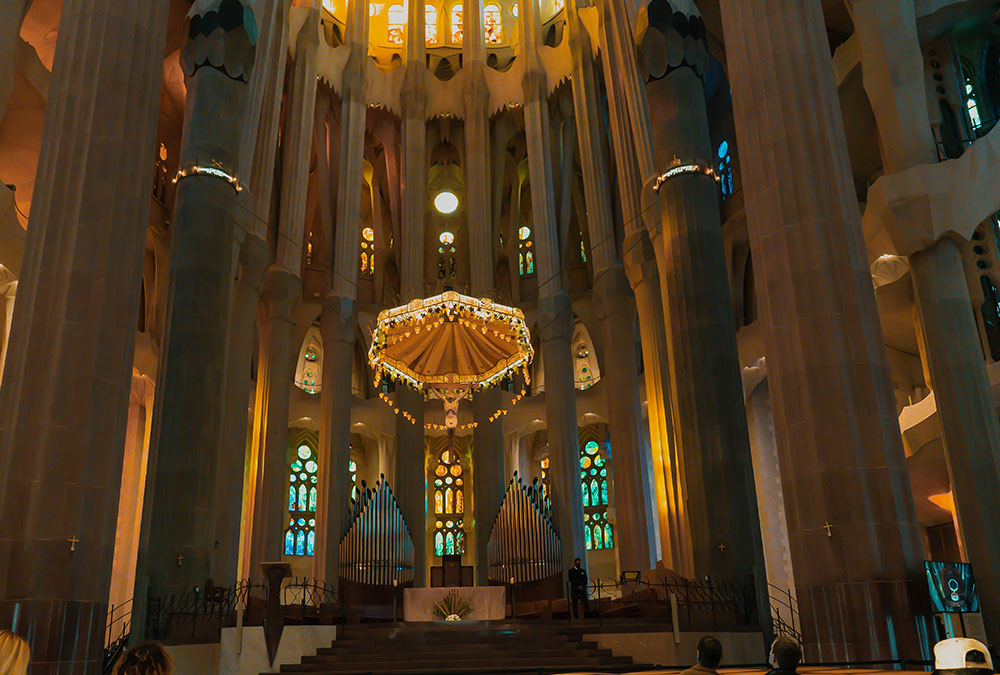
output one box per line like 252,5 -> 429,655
720,0 -> 927,658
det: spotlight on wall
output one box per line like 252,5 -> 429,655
434,191 -> 459,214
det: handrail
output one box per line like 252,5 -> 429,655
766,582 -> 801,642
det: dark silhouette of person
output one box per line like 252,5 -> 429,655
766,635 -> 802,675
568,557 -> 590,619
682,635 -> 724,675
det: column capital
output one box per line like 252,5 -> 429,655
181,0 -> 258,83
259,265 -> 301,323
320,292 -> 358,347
634,3 -> 709,84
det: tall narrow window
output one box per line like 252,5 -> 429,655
518,225 -> 534,275
426,4 -> 438,43
387,3 -> 404,44
450,4 -> 463,44
349,459 -> 359,500
285,444 -> 319,556
580,440 -> 613,550
967,77 -> 982,130
433,448 -> 465,555
717,140 -> 733,199
484,4 -> 501,43
360,226 -> 375,274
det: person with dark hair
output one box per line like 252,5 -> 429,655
681,635 -> 724,675
767,635 -> 802,675
112,642 -> 173,675
568,557 -> 590,619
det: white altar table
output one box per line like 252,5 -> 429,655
403,586 -> 506,621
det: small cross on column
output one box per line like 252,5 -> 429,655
717,542 -> 727,553
823,521 -> 834,537
176,553 -> 185,567
68,535 -> 79,552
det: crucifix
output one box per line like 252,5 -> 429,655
823,521 -> 834,537
717,542 -> 727,553
68,535 -> 79,552
176,553 -> 185,567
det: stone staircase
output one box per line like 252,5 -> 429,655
275,621 -> 651,674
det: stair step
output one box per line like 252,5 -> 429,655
279,657 -> 640,674
304,648 -> 614,663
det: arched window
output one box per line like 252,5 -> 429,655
518,225 -> 534,275
967,75 -> 983,131
572,322 -> 600,390
450,4 -> 463,44
360,226 -> 375,274
426,4 -> 438,44
484,4 -> 501,43
387,3 -> 404,44
717,140 -> 733,199
580,440 -> 613,550
349,459 -> 359,500
433,448 -> 465,555
285,444 -> 319,556
294,326 -> 323,394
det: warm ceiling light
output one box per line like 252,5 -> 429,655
434,191 -> 459,214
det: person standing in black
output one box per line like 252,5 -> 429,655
568,558 -> 590,619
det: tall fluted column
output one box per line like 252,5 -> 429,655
464,0 -> 505,584
314,0 -> 369,585
720,0 -> 926,658
850,0 -> 1000,646
247,270 -> 301,573
137,3 -> 257,601
396,386 -> 428,586
519,0 -> 585,570
597,0 -> 691,575
246,6 -> 319,575
566,0 -> 654,571
638,10 -> 767,611
212,233 -> 268,583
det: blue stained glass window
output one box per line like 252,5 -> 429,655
604,523 -> 613,549
579,436 -> 614,550
309,487 -> 317,512
584,525 -> 592,550
306,530 -> 315,556
289,486 -> 296,511
435,531 -> 445,556
298,484 -> 308,511
445,531 -> 455,555
717,140 -> 733,199
582,485 -> 590,507
600,481 -> 608,506
593,524 -> 603,550
287,442 -> 319,556
590,479 -> 599,506
296,530 -> 306,556
285,530 -> 295,555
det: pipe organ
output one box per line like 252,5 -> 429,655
487,473 -> 561,583
339,477 -> 415,586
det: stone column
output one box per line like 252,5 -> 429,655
566,0 -> 655,572
137,1 -> 257,599
246,7 -> 319,575
850,0 -> 1000,645
911,238 -> 1000,644
0,277 -> 17,380
520,0 -> 585,570
720,0 -> 927,658
314,0 -> 368,585
0,0 -> 167,668
638,10 -> 767,603
212,233 -> 268,584
247,269 -> 301,573
396,386 -> 428,586
597,0 -> 692,575
463,0 -> 506,584
400,0 -> 427,302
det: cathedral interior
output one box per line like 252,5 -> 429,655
3,0 -> 1000,672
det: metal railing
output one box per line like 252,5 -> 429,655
564,574 -> 759,631
768,583 -> 801,642
145,578 -> 268,642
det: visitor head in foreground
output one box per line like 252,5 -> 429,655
933,637 -> 993,675
769,635 -> 802,673
0,630 -> 30,675
112,642 -> 173,675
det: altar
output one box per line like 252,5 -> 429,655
403,586 -> 506,622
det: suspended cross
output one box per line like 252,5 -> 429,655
176,553 -> 185,567
823,521 -> 834,537
717,542 -> 726,553
68,535 -> 79,552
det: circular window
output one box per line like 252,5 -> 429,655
297,446 -> 311,460
305,460 -> 318,474
434,191 -> 459,214
449,464 -> 462,476
518,226 -> 531,241
439,231 -> 455,245
363,226 -> 374,242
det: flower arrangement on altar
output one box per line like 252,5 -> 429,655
432,589 -> 474,622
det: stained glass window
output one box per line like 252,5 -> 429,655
450,4 -> 463,44
285,444 -> 319,556
433,449 -> 465,555
484,4 -> 501,43
967,78 -> 982,130
295,328 -> 323,394
580,440 -> 613,550
426,4 -> 438,43
360,226 -> 375,274
387,4 -> 404,44
518,225 -> 534,275
717,140 -> 733,200
350,459 -> 358,500
553,0 -> 564,12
